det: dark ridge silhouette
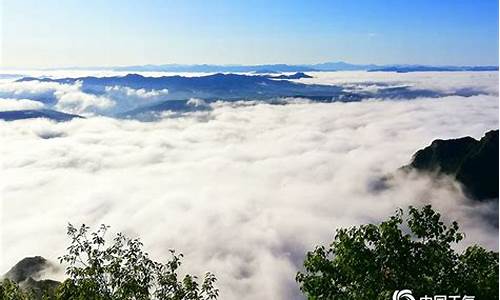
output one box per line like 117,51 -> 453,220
0,109 -> 83,121
405,130 -> 499,201
3,256 -> 60,299
267,72 -> 313,79
4,256 -> 50,283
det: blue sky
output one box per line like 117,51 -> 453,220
1,0 -> 498,68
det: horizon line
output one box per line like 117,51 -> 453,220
1,61 -> 499,71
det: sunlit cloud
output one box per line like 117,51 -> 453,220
0,98 -> 45,111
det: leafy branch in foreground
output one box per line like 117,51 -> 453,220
0,278 -> 31,300
56,224 -> 218,300
296,205 -> 499,300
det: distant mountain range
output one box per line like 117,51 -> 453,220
18,73 -> 344,102
11,72 -> 492,121
44,62 -> 499,73
18,72 -> 485,105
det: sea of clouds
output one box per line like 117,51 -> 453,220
0,78 -> 170,115
0,71 -> 498,299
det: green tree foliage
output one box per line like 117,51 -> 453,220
296,205 -> 499,300
55,224 -> 219,300
0,278 -> 30,300
1,224 -> 218,300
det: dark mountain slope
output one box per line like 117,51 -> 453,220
3,256 -> 60,299
0,109 -> 83,121
4,256 -> 50,283
405,130 -> 499,200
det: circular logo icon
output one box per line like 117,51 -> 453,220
393,290 -> 416,300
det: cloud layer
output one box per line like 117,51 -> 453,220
0,71 -> 498,299
0,98 -> 45,111
0,79 -> 168,116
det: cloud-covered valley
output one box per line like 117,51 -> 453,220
0,71 -> 498,299
1,71 -> 497,119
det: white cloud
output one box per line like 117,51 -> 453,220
104,85 -> 169,113
0,80 -> 65,101
0,98 -> 45,111
0,72 -> 498,299
294,71 -> 499,95
0,79 -> 173,115
187,98 -> 208,107
105,85 -> 168,99
1,94 -> 498,299
0,80 -> 115,115
53,81 -> 115,115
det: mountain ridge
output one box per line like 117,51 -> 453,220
404,130 -> 499,201
35,61 -> 499,73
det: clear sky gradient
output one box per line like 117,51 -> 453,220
1,0 -> 498,68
